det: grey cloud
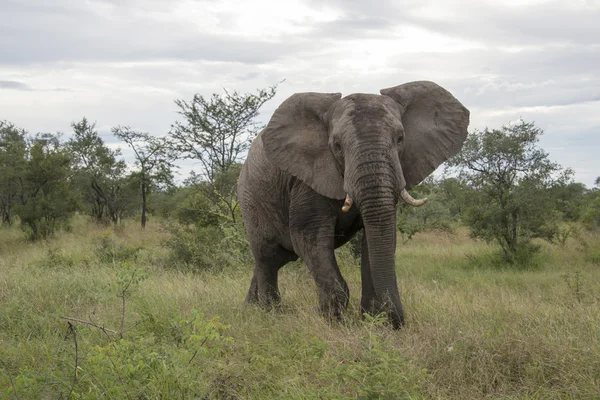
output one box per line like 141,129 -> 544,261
0,80 -> 32,90
0,0 -> 312,66
405,1 -> 600,46
382,43 -> 600,111
0,80 -> 72,92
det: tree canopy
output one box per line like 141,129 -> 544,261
446,120 -> 573,261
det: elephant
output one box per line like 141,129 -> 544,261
237,81 -> 470,328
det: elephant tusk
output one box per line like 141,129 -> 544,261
342,194 -> 353,212
400,188 -> 427,207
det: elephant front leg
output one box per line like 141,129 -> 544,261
291,224 -> 350,319
301,246 -> 350,319
289,186 -> 349,319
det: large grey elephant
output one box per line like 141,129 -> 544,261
237,81 -> 469,328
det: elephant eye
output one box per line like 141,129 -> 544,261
332,140 -> 342,153
397,135 -> 404,145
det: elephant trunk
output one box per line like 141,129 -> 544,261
349,152 -> 404,328
360,197 -> 404,328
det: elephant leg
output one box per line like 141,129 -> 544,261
245,244 -> 294,308
360,231 -> 378,315
291,222 -> 349,318
288,184 -> 349,318
302,246 -> 349,319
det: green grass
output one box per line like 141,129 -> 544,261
1,217 -> 599,399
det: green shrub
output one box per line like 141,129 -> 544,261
463,242 -> 544,271
587,249 -> 600,265
327,314 -> 428,399
571,227 -> 600,265
93,232 -> 141,264
76,313 -> 232,398
163,220 -> 252,271
578,185 -> 600,231
35,247 -> 76,269
175,192 -> 221,227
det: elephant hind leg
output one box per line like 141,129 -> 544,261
245,244 -> 297,309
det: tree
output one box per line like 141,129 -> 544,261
551,181 -> 587,221
68,118 -> 130,225
112,126 -> 175,228
168,85 -> 278,222
580,177 -> 600,230
395,176 -> 456,242
15,133 -> 76,240
0,121 -> 27,226
446,120 -> 572,262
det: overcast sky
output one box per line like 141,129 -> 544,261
1,0 -> 599,186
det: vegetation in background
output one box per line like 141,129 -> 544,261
169,84 -> 278,222
1,92 -> 600,397
112,126 -> 176,229
68,117 -> 134,227
580,177 -> 600,230
0,120 -> 27,226
446,120 -> 574,263
1,218 -> 599,398
13,132 -> 76,240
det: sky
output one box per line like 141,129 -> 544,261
1,0 -> 599,186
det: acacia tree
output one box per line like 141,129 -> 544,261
168,85 -> 278,222
0,121 -> 27,226
68,118 -> 130,225
112,126 -> 175,228
446,120 -> 572,261
15,133 -> 76,240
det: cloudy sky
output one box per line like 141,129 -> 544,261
1,0 -> 599,185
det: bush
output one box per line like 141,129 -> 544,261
74,313 -> 232,398
175,191 -> 221,227
580,196 -> 600,231
93,232 -> 142,264
163,220 -> 252,271
35,247 -> 76,269
327,314 -> 428,399
463,241 -> 544,271
446,121 -> 572,263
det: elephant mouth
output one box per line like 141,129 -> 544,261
340,189 -> 427,213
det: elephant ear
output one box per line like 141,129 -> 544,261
380,81 -> 470,190
261,92 -> 346,199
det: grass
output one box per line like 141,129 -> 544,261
1,217 -> 599,399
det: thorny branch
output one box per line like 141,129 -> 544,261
64,322 -> 79,400
60,316 -> 118,335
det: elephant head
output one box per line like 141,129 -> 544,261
261,81 -> 469,327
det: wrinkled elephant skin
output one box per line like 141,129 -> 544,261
237,81 -> 470,328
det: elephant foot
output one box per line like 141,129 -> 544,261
360,297 -> 404,329
245,272 -> 281,310
317,284 -> 349,321
245,292 -> 281,309
245,286 -> 281,311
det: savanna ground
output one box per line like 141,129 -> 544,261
1,217 -> 599,399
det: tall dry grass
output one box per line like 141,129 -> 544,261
1,218 -> 599,398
